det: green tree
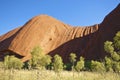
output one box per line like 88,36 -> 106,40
75,56 -> 85,72
114,31 -> 120,50
91,60 -> 105,72
53,54 -> 63,72
38,55 -> 52,69
84,60 -> 91,71
104,31 -> 120,72
4,55 -> 23,69
104,41 -> 120,61
111,52 -> 120,61
69,53 -> 76,71
104,56 -> 113,72
28,46 -> 44,69
104,41 -> 114,54
65,63 -> 72,70
113,61 -> 120,72
28,46 -> 52,70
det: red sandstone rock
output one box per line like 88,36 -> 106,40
0,4 -> 120,62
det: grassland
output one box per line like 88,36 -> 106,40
0,69 -> 120,80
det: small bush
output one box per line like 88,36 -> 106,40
112,62 -> 120,72
28,46 -> 44,69
105,57 -> 113,72
37,55 -> 52,69
53,54 -> 64,72
65,63 -> 72,70
104,31 -> 120,72
91,60 -> 106,72
84,60 -> 91,71
4,55 -> 23,69
75,57 -> 85,72
69,53 -> 77,71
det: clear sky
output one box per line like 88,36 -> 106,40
0,0 -> 119,35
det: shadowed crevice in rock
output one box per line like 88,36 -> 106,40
49,31 -> 98,63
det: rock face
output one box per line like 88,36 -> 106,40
0,4 -> 120,62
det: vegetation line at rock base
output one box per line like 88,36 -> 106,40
0,31 -> 120,80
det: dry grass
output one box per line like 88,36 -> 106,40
0,69 -> 120,80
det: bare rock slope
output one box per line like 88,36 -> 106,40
0,4 -> 120,62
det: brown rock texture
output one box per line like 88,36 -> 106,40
0,4 -> 120,62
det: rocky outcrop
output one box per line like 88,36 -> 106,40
0,4 -> 120,62
80,4 -> 120,61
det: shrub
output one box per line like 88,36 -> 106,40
4,55 -> 23,69
104,57 -> 113,72
91,60 -> 106,72
37,55 -> 52,69
75,56 -> 85,72
53,54 -> 63,72
65,63 -> 72,70
104,41 -> 114,53
69,53 -> 77,71
104,31 -> 120,72
84,60 -> 91,71
28,46 -> 43,69
112,61 -> 120,72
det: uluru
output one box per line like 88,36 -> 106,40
0,4 -> 120,63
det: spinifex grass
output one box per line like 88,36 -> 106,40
0,69 -> 119,80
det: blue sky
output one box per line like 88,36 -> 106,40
0,0 -> 119,35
